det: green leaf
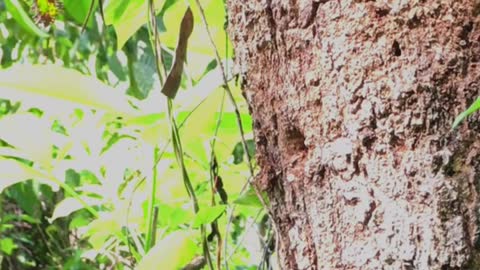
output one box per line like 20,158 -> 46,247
452,96 -> 480,129
0,113 -> 63,164
192,205 -> 226,227
161,0 -> 232,57
69,211 -> 92,229
50,196 -> 103,221
4,0 -> 49,38
135,231 -> 197,270
232,139 -> 256,165
128,52 -> 156,100
108,52 -> 127,81
0,156 -> 58,194
234,188 -> 268,208
84,216 -> 122,249
0,238 -> 17,255
63,0 -> 97,28
151,203 -> 193,228
8,181 -> 41,217
0,65 -> 137,116
124,113 -> 165,126
104,0 -> 164,49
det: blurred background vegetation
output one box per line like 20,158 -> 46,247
0,0 -> 271,269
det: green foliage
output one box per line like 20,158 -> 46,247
0,0 -> 270,269
453,97 -> 480,129
4,0 -> 48,37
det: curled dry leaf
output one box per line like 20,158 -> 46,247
161,7 -> 194,99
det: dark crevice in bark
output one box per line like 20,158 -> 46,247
301,1 -> 321,29
391,40 -> 402,56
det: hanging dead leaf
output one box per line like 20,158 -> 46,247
161,7 -> 194,99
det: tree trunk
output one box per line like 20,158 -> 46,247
227,0 -> 480,269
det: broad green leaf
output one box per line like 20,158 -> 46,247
8,181 -> 41,217
0,65 -> 137,116
123,113 -> 165,126
179,86 -> 253,165
0,238 -> 17,255
453,96 -> 480,129
161,0 -> 232,57
0,113 -> 65,164
83,215 -> 123,250
69,211 -> 92,229
155,203 -> 193,228
4,0 -> 49,38
135,231 -> 197,270
232,140 -> 256,165
0,156 -> 58,193
50,196 -> 103,221
128,52 -> 156,100
104,0 -> 164,49
233,188 -> 268,208
63,0 -> 97,28
108,52 -> 127,81
192,205 -> 226,227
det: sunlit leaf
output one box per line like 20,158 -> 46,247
0,156 -> 58,193
155,203 -> 193,228
161,0 -> 232,57
0,113 -> 66,164
233,188 -> 268,208
123,113 -> 165,126
192,205 -> 226,227
0,65 -> 137,116
104,0 -> 164,49
135,231 -> 197,270
0,238 -> 17,255
83,215 -> 123,250
50,196 -> 103,221
453,96 -> 480,129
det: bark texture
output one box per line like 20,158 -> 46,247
227,0 -> 480,269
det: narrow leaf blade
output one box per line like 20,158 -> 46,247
452,96 -> 480,129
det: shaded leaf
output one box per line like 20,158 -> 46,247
63,0 -> 97,28
232,139 -> 255,165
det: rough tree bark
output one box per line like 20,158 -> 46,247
227,0 -> 480,269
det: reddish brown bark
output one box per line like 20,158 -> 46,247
228,0 -> 480,269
